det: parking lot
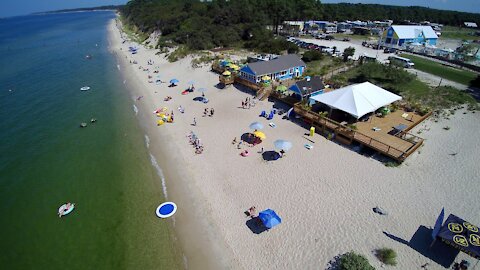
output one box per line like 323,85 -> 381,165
295,37 -> 393,63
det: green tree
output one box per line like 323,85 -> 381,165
343,47 -> 355,62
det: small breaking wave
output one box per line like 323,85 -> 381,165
133,104 -> 138,115
117,64 -> 120,71
144,134 -> 150,148
149,153 -> 168,199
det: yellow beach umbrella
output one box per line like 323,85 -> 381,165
222,70 -> 231,76
253,131 -> 266,140
230,64 -> 240,71
261,75 -> 271,81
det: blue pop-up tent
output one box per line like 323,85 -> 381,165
259,209 -> 282,229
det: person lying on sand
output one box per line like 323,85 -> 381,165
248,206 -> 256,217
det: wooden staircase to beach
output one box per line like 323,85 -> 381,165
257,87 -> 273,101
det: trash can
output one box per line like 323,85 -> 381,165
310,126 -> 315,137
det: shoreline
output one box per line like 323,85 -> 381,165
107,19 -> 234,269
108,17 -> 480,270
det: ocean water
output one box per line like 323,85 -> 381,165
0,12 -> 181,269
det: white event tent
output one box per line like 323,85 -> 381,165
309,82 -> 402,119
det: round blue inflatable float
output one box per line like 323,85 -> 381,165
156,202 -> 177,218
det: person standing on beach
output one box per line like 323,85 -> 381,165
193,117 -> 197,126
210,108 -> 214,117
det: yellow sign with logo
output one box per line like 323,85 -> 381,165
454,235 -> 469,247
448,223 -> 463,233
464,222 -> 479,233
470,234 -> 480,247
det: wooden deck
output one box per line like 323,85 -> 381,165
293,104 -> 430,161
354,110 -> 427,154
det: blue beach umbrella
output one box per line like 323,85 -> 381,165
197,87 -> 207,93
258,209 -> 282,229
274,140 -> 292,152
249,122 -> 264,130
170,79 -> 179,84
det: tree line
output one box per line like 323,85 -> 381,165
120,0 -> 480,53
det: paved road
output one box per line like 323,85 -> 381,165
406,68 -> 469,90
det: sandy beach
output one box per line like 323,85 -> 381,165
108,18 -> 480,270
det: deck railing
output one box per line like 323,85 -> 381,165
234,76 -> 263,91
293,103 -> 425,161
219,75 -> 234,85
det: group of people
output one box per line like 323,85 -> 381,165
241,97 -> 256,109
203,108 -> 215,117
187,131 -> 204,154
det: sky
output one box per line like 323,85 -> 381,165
1,0 -> 478,18
0,0 -> 128,18
321,0 -> 480,14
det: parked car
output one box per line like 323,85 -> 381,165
316,34 -> 326,39
325,35 -> 335,40
342,37 -> 351,42
384,47 -> 397,53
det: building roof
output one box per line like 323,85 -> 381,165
309,81 -> 402,119
242,55 -> 305,76
390,25 -> 438,39
290,76 -> 324,96
464,22 -> 478,28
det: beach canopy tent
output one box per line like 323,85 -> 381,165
309,82 -> 402,119
437,214 -> 480,259
258,209 -> 281,229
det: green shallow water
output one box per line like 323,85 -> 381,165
0,11 -> 181,269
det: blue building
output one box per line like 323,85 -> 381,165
381,25 -> 438,48
239,55 -> 306,83
288,76 -> 324,101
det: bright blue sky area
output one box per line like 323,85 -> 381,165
322,0 -> 480,14
0,0 -> 128,18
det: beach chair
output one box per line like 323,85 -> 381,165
267,111 -> 274,120
260,110 -> 266,117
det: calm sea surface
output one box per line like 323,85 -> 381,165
0,11 -> 180,269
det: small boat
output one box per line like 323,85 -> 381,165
80,123 -> 87,128
58,203 -> 75,217
85,54 -> 92,59
90,118 -> 97,123
80,86 -> 91,91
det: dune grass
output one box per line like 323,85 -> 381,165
440,26 -> 480,41
399,54 -> 477,86
330,62 -> 478,110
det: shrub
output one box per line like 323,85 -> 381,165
375,248 -> 397,266
302,50 -> 324,62
339,252 -> 375,270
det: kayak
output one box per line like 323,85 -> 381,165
58,203 -> 75,217
80,86 -> 90,91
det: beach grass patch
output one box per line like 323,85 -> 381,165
399,54 -> 477,86
338,251 -> 375,270
375,248 -> 397,266
167,46 -> 192,62
331,62 -> 479,111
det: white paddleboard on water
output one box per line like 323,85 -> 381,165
80,86 -> 91,91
